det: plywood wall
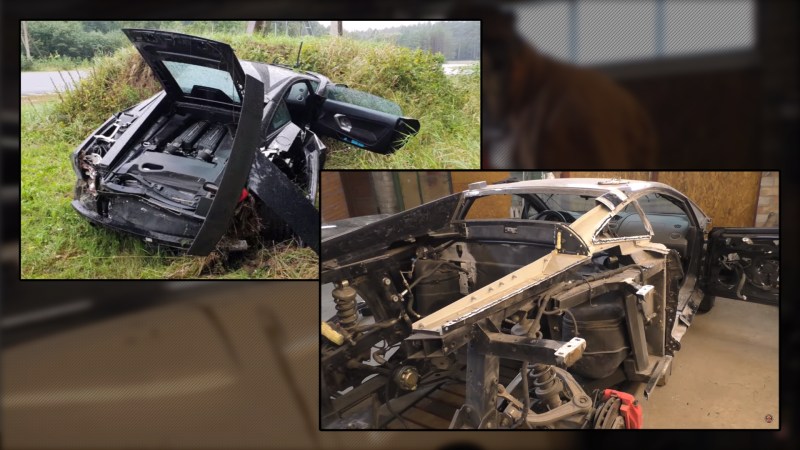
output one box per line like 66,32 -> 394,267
450,171 -> 512,192
451,172 -> 512,219
564,172 -> 762,227
657,172 -> 761,228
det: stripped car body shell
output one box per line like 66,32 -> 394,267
320,178 -> 778,429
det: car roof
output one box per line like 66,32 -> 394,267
465,178 -> 679,197
240,60 -> 318,93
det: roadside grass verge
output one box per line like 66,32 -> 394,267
220,34 -> 480,169
21,33 -> 475,278
20,96 -> 318,279
324,65 -> 480,169
52,35 -> 480,169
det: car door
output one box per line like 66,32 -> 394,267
312,84 -> 420,154
703,227 -> 779,305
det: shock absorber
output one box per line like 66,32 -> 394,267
531,364 -> 564,410
332,282 -> 358,332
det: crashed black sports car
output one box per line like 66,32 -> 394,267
320,178 -> 779,429
71,29 -> 420,255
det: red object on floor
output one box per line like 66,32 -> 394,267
602,389 -> 642,429
238,188 -> 249,203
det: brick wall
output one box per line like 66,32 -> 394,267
755,171 -> 779,227
320,172 -> 349,222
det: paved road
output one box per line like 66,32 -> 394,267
20,70 -> 88,95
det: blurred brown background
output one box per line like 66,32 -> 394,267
2,0 -> 796,449
480,0 -> 797,168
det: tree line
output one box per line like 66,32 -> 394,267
21,22 -> 261,61
346,21 -> 480,61
21,21 -> 479,67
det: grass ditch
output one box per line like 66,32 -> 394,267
51,34 -> 480,168
21,33 -> 476,278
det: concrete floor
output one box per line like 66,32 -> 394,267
321,287 -> 779,429
640,297 -> 779,429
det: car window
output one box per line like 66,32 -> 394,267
623,193 -> 686,215
267,100 -> 292,136
326,85 -> 402,116
464,193 -> 599,221
163,61 -> 240,103
534,193 -> 597,217
463,194 -> 517,220
597,209 -> 649,240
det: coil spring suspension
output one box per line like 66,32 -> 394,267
531,364 -> 564,410
332,283 -> 358,332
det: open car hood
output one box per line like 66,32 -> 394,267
122,29 -> 245,106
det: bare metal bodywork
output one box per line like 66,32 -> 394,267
320,178 -> 778,429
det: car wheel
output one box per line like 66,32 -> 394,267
697,294 -> 716,313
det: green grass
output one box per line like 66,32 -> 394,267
21,33 -> 475,278
218,34 -> 480,169
324,68 -> 480,169
50,35 -> 480,170
20,96 -> 318,279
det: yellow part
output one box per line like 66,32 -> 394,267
321,321 -> 345,346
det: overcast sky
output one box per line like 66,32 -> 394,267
317,21 -> 437,32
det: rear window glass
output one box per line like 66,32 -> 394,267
163,61 -> 240,103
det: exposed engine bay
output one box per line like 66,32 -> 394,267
77,104 -> 315,207
77,108 -> 241,210
73,96 -> 319,249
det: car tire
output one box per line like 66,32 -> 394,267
697,294 -> 716,313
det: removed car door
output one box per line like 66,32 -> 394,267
703,227 -> 779,306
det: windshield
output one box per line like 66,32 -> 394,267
535,193 -> 597,216
463,193 -> 600,221
163,61 -> 241,103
